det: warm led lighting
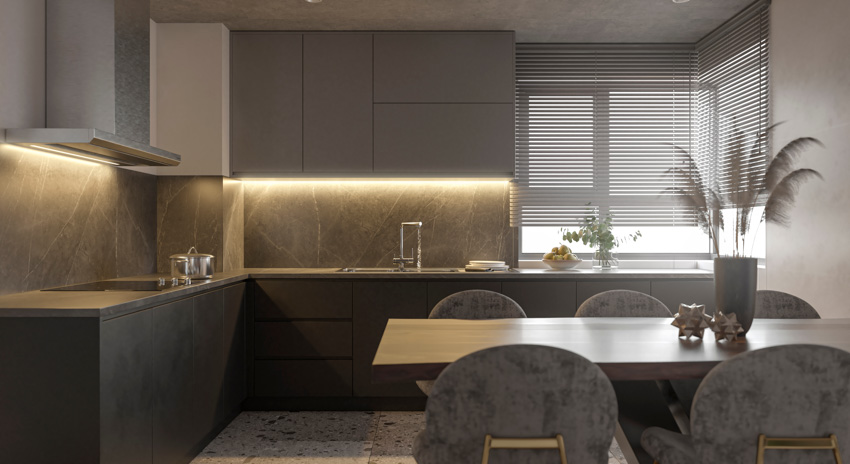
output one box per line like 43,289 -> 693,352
672,0 -> 690,3
235,178 -> 511,185
305,0 -> 322,3
29,144 -> 120,166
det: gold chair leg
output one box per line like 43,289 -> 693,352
481,433 -> 568,464
757,433 -> 843,464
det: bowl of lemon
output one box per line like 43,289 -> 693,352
542,245 -> 582,270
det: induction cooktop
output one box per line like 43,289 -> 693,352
43,280 -> 177,292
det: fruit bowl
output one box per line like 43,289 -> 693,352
542,259 -> 582,270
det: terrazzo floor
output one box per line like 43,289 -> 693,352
191,411 -> 628,464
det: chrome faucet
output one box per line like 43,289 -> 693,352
392,221 -> 422,271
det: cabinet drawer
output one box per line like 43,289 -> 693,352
576,281 -> 652,309
427,281 -> 502,312
254,280 -> 352,319
254,360 -> 352,397
501,281 -> 578,317
255,321 -> 352,358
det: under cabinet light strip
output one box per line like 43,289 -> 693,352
29,144 -> 120,166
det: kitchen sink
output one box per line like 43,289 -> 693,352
337,267 -> 460,273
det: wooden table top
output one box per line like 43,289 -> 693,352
372,317 -> 850,382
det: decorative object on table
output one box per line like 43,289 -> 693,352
665,123 -> 823,334
542,244 -> 582,270
671,303 -> 712,339
710,311 -> 744,342
465,260 -> 510,272
560,209 -> 641,271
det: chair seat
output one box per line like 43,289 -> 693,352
641,427 -> 696,464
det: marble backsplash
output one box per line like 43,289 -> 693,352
243,181 -> 515,268
0,144 -> 157,295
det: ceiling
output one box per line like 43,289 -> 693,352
150,0 -> 754,43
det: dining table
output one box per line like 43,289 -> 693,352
371,317 -> 850,464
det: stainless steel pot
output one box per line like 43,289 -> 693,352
169,247 -> 215,280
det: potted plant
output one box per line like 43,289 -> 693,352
667,123 -> 822,334
560,209 -> 641,270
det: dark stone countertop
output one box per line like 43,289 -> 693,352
0,267 -> 712,319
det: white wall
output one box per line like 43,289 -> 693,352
768,0 -> 850,318
0,0 -> 45,129
153,23 -> 230,176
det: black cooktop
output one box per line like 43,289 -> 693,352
43,280 -> 176,292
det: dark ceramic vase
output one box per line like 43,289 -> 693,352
714,257 -> 758,335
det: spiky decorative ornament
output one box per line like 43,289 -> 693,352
710,311 -> 744,342
671,303 -> 711,339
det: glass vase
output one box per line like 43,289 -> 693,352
593,250 -> 618,270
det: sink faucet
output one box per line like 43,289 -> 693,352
392,221 -> 422,271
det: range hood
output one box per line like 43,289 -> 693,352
2,0 -> 180,167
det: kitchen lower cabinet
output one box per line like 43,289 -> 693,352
101,310 -> 154,464
501,281 -> 578,317
254,280 -> 353,319
255,360 -> 353,397
222,283 -> 248,416
255,321 -> 352,358
193,291 -> 226,445
651,279 -> 715,315
353,282 -> 427,397
152,299 -> 195,464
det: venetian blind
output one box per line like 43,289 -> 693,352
695,1 -> 770,202
512,45 -> 698,227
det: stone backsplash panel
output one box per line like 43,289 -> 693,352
243,181 -> 515,268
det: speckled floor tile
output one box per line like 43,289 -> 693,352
610,438 -> 627,464
370,412 -> 425,458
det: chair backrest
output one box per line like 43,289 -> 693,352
412,345 -> 618,464
756,290 -> 820,319
691,345 -> 850,463
575,290 -> 672,318
429,290 -> 526,319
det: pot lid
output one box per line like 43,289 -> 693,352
170,246 -> 214,259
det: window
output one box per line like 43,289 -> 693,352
514,2 -> 770,259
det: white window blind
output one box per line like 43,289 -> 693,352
512,45 -> 698,227
695,1 -> 770,202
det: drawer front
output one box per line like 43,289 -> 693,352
254,360 -> 352,397
501,281 -> 578,318
576,281 -> 652,309
255,321 -> 352,358
254,280 -> 352,319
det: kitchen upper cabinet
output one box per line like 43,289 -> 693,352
373,103 -> 514,174
373,32 -> 514,103
303,34 -> 373,172
231,33 -> 302,174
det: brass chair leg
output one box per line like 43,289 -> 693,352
481,433 -> 568,464
756,433 -> 842,464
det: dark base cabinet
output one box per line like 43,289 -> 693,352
0,284 -> 247,464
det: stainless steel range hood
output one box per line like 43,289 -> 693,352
2,0 -> 181,167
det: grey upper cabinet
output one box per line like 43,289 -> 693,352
231,33 -> 302,174
373,32 -> 514,103
303,34 -> 373,173
373,103 -> 514,174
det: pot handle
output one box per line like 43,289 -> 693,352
188,246 -> 198,254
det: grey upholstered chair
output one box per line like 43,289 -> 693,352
642,344 -> 850,464
756,290 -> 820,319
416,290 -> 526,396
576,290 -> 673,318
412,344 -> 618,464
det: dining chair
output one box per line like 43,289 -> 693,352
642,344 -> 850,464
575,290 -> 673,318
756,290 -> 821,319
416,290 -> 526,396
412,344 -> 618,464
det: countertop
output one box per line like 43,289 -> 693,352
0,267 -> 712,319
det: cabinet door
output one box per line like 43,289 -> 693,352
152,299 -> 195,464
374,103 -> 514,174
576,281 -> 652,309
193,290 -> 225,445
303,34 -> 373,172
651,280 -> 716,315
223,283 -> 247,417
373,32 -> 514,103
501,281 -> 578,317
255,321 -> 352,358
353,282 -> 427,397
231,33 -> 302,174
426,281 -> 502,312
255,360 -> 352,397
100,311 -> 153,464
